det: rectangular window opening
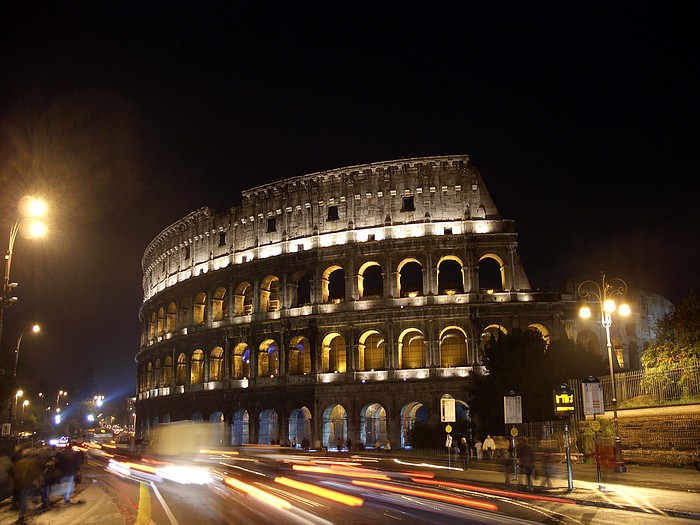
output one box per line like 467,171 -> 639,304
401,196 -> 415,212
267,217 -> 277,233
327,205 -> 339,221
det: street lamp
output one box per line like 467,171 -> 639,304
578,271 -> 631,473
7,324 -> 40,427
22,399 -> 28,414
0,196 -> 48,354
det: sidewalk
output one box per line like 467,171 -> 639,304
436,457 -> 700,520
0,473 -> 125,525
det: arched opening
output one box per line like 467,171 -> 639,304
528,323 -> 551,347
398,328 -> 425,369
190,349 -> 204,384
163,356 -> 172,387
258,339 -> 279,376
212,287 -> 228,321
398,259 -> 423,297
360,403 -> 387,448
478,255 -> 504,292
148,312 -> 156,341
288,407 -> 312,447
321,333 -> 346,373
145,362 -> 153,390
400,402 -> 428,448
293,273 -> 312,307
154,359 -> 162,388
178,298 -> 189,327
440,327 -> 468,367
231,409 -> 249,446
210,346 -> 224,381
577,330 -> 601,355
233,343 -> 251,379
288,336 -> 311,375
156,307 -> 165,337
259,408 -> 279,444
322,404 -> 347,449
358,330 -> 385,371
437,257 -> 464,295
358,262 -> 383,298
193,292 -> 207,324
234,282 -> 254,316
260,275 -> 280,312
166,302 -> 177,333
175,353 -> 187,386
481,324 -> 508,348
323,266 -> 345,303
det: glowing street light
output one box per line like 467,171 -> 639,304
578,271 -> 631,473
22,399 -> 29,414
0,196 -> 48,356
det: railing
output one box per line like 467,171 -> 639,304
600,358 -> 700,409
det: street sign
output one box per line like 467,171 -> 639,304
503,394 -> 522,424
582,376 -> 605,416
590,420 -> 601,432
554,383 -> 575,418
510,427 -> 519,437
440,395 -> 456,423
445,424 -> 453,434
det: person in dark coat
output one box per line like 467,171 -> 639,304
11,451 -> 43,522
517,437 -> 535,491
55,444 -> 77,504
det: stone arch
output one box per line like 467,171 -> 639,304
259,408 -> 279,444
260,275 -> 280,312
231,409 -> 250,445
481,324 -> 507,348
209,411 -> 224,423
258,339 -> 280,376
192,412 -> 203,421
292,272 -> 312,307
322,404 -> 347,449
156,307 -> 165,337
478,254 -> 505,292
154,358 -> 162,388
358,261 -> 383,298
175,353 -> 187,386
577,329 -> 602,355
358,330 -> 385,371
210,346 -> 224,381
234,282 -> 254,316
178,298 -> 189,326
288,336 -> 311,375
163,356 -> 173,387
212,287 -> 228,321
148,311 -> 156,341
233,343 -> 251,379
145,362 -> 153,390
436,256 -> 464,295
397,258 -> 423,298
439,326 -> 468,367
288,406 -> 312,447
400,402 -> 429,448
360,402 -> 387,447
193,292 -> 207,324
398,328 -> 425,369
166,302 -> 177,333
190,349 -> 205,384
321,333 -> 346,373
528,323 -> 551,347
322,265 -> 345,303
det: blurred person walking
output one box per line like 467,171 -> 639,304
11,450 -> 43,522
517,437 -> 535,491
483,435 -> 496,459
55,443 -> 78,504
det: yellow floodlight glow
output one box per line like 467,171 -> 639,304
28,221 -> 48,238
20,196 -> 48,218
603,299 -> 616,313
579,305 -> 592,319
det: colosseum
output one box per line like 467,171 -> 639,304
135,154 -> 654,448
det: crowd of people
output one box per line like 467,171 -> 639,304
0,442 -> 85,523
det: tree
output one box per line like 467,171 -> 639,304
642,291 -> 700,369
468,329 -> 607,435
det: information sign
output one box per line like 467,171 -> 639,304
554,383 -> 575,418
582,376 -> 605,416
503,394 -> 522,424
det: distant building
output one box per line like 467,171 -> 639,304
134,155 -> 669,446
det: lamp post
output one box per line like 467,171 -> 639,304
578,271 -> 631,473
7,324 -> 41,428
0,196 -> 48,355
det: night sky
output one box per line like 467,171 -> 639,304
0,3 -> 698,405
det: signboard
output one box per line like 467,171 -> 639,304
445,424 -> 453,434
440,395 -> 456,423
582,376 -> 605,416
553,383 -> 575,418
503,394 -> 522,424
510,427 -> 519,437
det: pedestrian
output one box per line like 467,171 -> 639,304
458,437 -> 469,470
301,436 -> 310,451
517,437 -> 535,491
483,435 -> 496,459
385,440 -> 391,452
475,438 -> 483,460
336,436 -> 343,451
346,438 -> 352,451
11,450 -> 43,522
55,443 -> 78,504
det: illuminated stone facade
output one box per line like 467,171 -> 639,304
134,155 -> 660,447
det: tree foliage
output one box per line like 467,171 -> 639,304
642,291 -> 700,369
468,328 -> 607,436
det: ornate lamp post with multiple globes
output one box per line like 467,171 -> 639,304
578,271 -> 631,473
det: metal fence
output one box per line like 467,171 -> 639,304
596,358 -> 700,408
